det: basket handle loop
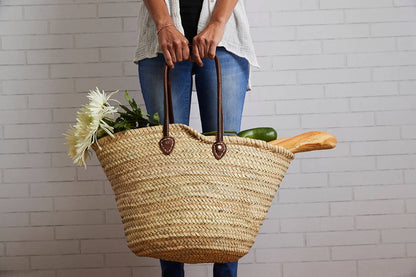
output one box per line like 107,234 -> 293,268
159,55 -> 227,160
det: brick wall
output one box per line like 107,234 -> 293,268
1,0 -> 415,276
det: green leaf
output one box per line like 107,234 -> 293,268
119,106 -> 137,118
131,98 -> 138,111
119,104 -> 132,113
153,112 -> 160,124
124,90 -> 131,103
107,90 -> 163,135
118,111 -> 133,118
146,112 -> 160,126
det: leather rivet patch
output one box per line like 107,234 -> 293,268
212,142 -> 227,160
159,136 -> 175,155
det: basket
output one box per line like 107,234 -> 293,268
91,56 -> 294,264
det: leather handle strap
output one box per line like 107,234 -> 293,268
212,55 -> 227,160
159,55 -> 227,160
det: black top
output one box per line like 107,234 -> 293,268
179,0 -> 204,43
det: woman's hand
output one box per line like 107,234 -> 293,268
158,25 -> 190,69
191,21 -> 226,67
143,0 -> 237,68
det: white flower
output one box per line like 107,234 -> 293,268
87,87 -> 120,114
63,88 -> 119,169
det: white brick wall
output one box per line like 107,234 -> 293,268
0,0 -> 415,276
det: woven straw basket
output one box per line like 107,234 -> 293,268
91,56 -> 294,264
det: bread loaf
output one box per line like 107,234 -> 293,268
268,131 -> 337,154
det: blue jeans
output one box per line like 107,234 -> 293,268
159,260 -> 239,277
138,46 -> 248,277
138,46 -> 249,134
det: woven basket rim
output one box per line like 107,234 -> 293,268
91,123 -> 295,160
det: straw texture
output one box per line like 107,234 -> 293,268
91,123 -> 294,264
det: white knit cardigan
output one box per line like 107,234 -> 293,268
133,0 -> 259,90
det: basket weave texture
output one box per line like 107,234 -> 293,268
91,123 -> 294,264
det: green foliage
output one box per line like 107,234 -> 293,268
98,90 -> 160,139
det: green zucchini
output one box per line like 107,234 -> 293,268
237,127 -> 277,142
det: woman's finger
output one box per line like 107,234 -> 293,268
162,48 -> 174,69
160,40 -> 173,68
173,40 -> 183,62
207,42 -> 216,59
198,41 -> 206,60
182,42 -> 190,61
168,44 -> 177,65
196,41 -> 207,64
192,43 -> 203,66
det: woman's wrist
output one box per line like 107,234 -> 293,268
143,0 -> 174,32
208,19 -> 227,29
157,23 -> 174,35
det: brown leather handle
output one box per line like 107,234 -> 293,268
159,55 -> 227,160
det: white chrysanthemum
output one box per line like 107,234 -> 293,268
87,87 -> 120,114
63,88 -> 119,169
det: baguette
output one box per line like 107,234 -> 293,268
268,131 -> 337,154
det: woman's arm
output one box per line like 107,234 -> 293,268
192,0 -> 239,66
143,0 -> 190,68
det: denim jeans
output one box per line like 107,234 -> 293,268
138,46 -> 248,277
159,259 -> 239,277
138,46 -> 249,134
